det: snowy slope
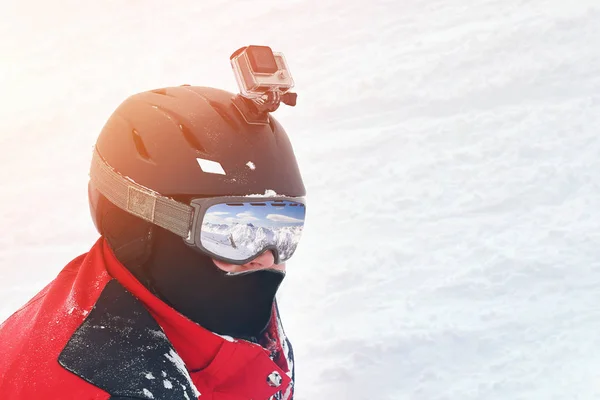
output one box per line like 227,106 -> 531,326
2,0 -> 600,398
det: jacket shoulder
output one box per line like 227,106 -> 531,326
0,246 -> 111,398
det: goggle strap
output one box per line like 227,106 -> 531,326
90,148 -> 193,239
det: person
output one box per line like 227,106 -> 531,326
0,82 -> 306,399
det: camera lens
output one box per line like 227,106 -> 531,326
247,46 -> 278,74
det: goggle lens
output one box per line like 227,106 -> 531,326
200,200 -> 306,264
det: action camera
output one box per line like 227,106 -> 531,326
230,45 -> 295,99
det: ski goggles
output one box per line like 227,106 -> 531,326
185,196 -> 306,265
90,149 -> 306,265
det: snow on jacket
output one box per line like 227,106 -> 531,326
0,237 -> 295,399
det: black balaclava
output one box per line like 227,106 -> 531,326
138,225 -> 285,340
96,192 -> 285,340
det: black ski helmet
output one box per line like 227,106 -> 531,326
89,85 -> 305,257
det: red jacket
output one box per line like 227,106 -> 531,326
0,238 -> 294,399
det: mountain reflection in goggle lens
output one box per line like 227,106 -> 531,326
200,200 -> 305,263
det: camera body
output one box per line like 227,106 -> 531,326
230,45 -> 294,99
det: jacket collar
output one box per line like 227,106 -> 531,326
58,279 -> 200,399
101,237 -> 225,372
59,238 -> 294,399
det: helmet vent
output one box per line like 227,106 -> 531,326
178,122 -> 207,155
179,87 -> 238,131
268,117 -> 276,133
132,129 -> 152,161
151,88 -> 175,97
208,100 -> 239,132
150,103 -> 208,155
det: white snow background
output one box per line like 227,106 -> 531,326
2,0 -> 600,399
